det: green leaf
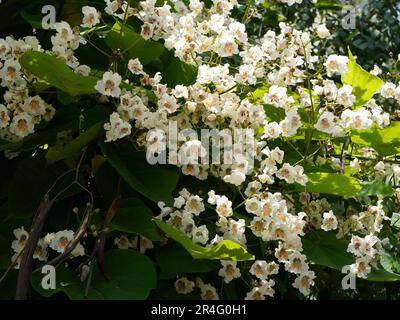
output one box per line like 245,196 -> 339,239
31,266 -> 103,299
303,230 -> 353,271
104,22 -> 164,65
367,267 -> 400,282
359,181 -> 394,198
305,172 -> 362,197
20,10 -> 43,29
46,122 -> 104,163
32,250 -> 157,299
99,141 -> 180,205
8,156 -> 61,218
351,122 -> 400,156
341,48 -> 384,107
91,249 -> 157,299
109,198 -> 161,241
155,243 -> 219,279
154,219 -> 254,261
19,51 -> 98,96
161,54 -> 197,87
303,231 -> 400,282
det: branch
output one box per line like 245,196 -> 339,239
15,194 -> 54,300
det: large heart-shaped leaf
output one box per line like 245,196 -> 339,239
155,243 -> 219,279
32,250 -> 157,299
20,51 -> 98,96
303,230 -> 400,282
99,141 -> 180,205
155,219 -> 254,261
109,198 -> 161,241
305,172 -> 362,197
351,122 -> 400,156
341,48 -> 384,107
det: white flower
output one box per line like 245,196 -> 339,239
192,225 -> 209,244
349,256 -> 372,279
172,85 -> 189,99
245,287 -> 266,300
350,158 -> 361,172
321,210 -> 338,231
0,104 -> 10,129
173,195 -> 185,209
228,21 -> 248,43
380,82 -> 396,99
74,64 -> 91,76
54,22 -> 73,42
263,85 -> 294,109
23,95 -> 46,116
337,85 -> 356,108
218,260 -> 241,283
104,112 -> 131,142
0,59 -> 21,83
280,107 -> 302,136
224,169 -> 246,186
138,236 -> 154,253
199,283 -> 219,300
316,24 -> 330,39
276,163 -> 296,184
184,195 -> 205,215
245,197 -> 262,215
128,58 -> 144,75
81,6 -> 101,28
11,227 -> 29,253
285,251 -> 308,274
215,196 -> 233,217
370,65 -> 382,76
174,277 -> 195,294
322,80 -> 338,100
48,230 -> 85,257
9,112 -> 34,138
244,181 -> 262,197
158,94 -> 178,114
33,238 -> 48,262
315,111 -> 335,134
293,165 -> 308,186
260,279 -> 275,297
95,71 -> 122,97
0,39 -> 11,59
292,270 -> 315,296
249,260 -> 269,280
325,55 -> 349,77
114,235 -> 134,249
262,121 -> 282,140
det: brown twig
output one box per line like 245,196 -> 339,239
33,202 -> 94,273
14,149 -> 89,299
15,194 -> 55,300
94,189 -> 121,279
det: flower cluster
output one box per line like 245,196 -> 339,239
11,227 -> 85,269
0,37 -> 55,142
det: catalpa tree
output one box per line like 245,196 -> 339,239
0,0 -> 400,300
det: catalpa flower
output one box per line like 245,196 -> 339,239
95,71 -> 122,97
81,6 -> 101,28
